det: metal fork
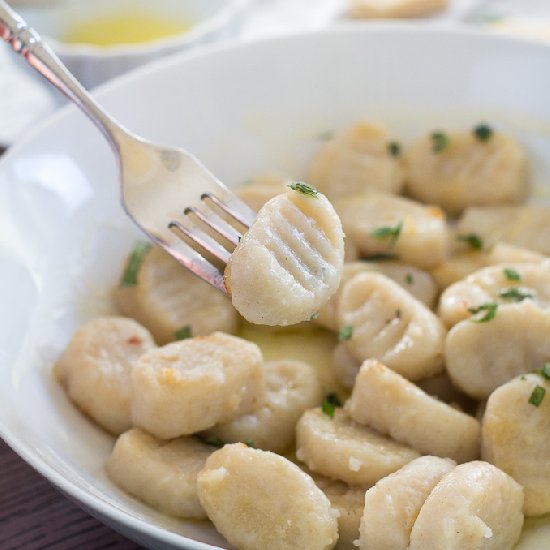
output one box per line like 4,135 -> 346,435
0,1 -> 256,293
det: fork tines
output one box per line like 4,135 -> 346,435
168,191 -> 255,266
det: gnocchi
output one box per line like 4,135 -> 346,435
482,374 -> 550,516
338,272 -> 446,381
106,428 -> 211,519
131,332 -> 265,438
359,456 -> 455,550
348,360 -> 481,462
409,461 -> 524,550
405,129 -> 528,215
55,317 -> 156,435
333,191 -> 448,268
307,122 -> 405,199
296,408 -> 420,486
197,444 -> 339,550
226,188 -> 345,326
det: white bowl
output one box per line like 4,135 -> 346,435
16,0 -> 250,87
2,25 -> 550,549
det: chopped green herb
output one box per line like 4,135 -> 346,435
528,385 -> 546,407
317,130 -> 334,141
370,221 -> 403,247
457,233 -> 483,251
468,301 -> 498,323
431,131 -> 448,153
387,141 -> 401,157
361,253 -> 397,262
174,325 -> 192,341
503,268 -> 521,281
538,363 -> 550,380
405,273 -> 414,285
309,312 -> 320,321
196,435 -> 226,448
499,287 -> 534,302
288,182 -> 318,197
120,241 -> 151,287
520,375 -> 527,381
322,393 -> 343,418
339,325 -> 353,341
244,439 -> 256,448
473,123 -> 493,142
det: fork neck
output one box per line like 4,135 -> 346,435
0,0 -> 128,154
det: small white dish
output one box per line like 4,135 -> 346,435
1,25 -> 550,549
16,0 -> 250,87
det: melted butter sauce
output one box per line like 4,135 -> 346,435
237,322 -> 340,393
63,12 -> 192,47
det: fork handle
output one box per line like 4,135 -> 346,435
0,0 -> 127,152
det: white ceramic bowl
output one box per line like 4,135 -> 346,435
16,0 -> 250,87
2,25 -> 550,549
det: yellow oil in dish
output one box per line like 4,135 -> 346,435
63,12 -> 192,47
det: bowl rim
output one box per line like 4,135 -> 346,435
34,0 -> 251,59
2,23 -> 550,549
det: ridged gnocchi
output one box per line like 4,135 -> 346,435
438,261 -> 550,328
405,130 -> 528,215
359,456 -> 455,550
338,272 -> 446,381
317,261 -> 437,331
226,188 -> 345,326
334,191 -> 448,268
307,122 -> 405,200
114,245 -> 238,344
457,206 -> 550,256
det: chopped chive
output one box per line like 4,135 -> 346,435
120,241 -> 151,287
370,221 -> 403,247
361,253 -> 397,262
196,435 -> 226,448
339,325 -> 353,341
317,130 -> 334,141
499,287 -> 534,302
473,123 -> 493,142
321,393 -> 342,418
174,325 -> 193,341
503,268 -> 521,281
457,233 -> 483,251
528,385 -> 546,407
538,363 -> 550,380
244,439 -> 256,448
387,141 -> 401,157
431,132 -> 448,153
288,182 -> 318,197
468,301 -> 498,323
405,273 -> 414,285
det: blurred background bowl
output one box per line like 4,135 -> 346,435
10,0 -> 251,87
